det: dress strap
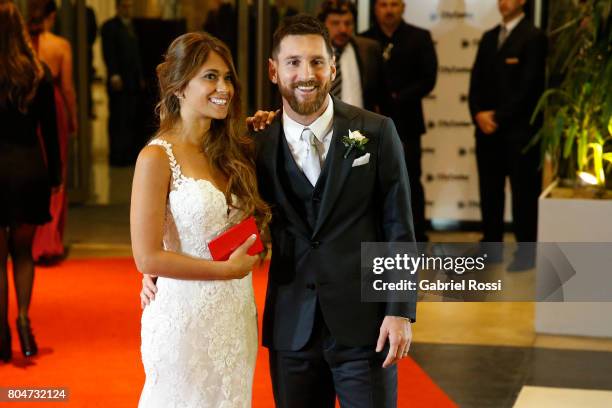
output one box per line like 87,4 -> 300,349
148,139 -> 183,189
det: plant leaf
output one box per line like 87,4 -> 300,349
563,122 -> 577,158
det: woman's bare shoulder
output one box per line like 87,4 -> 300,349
42,32 -> 71,52
138,143 -> 171,164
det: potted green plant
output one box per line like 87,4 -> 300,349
531,0 -> 612,194
533,0 -> 612,338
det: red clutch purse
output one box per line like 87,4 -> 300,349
208,216 -> 264,261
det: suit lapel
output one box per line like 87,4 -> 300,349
313,98 -> 357,237
350,38 -> 366,92
265,120 -> 311,238
497,18 -> 528,54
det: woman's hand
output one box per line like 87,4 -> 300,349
246,110 -> 279,132
140,274 -> 158,309
224,234 -> 258,279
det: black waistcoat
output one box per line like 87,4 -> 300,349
277,134 -> 330,231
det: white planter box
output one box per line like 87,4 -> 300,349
536,181 -> 612,338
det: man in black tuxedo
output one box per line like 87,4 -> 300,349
101,0 -> 143,166
318,0 -> 384,112
257,14 -> 416,408
203,0 -> 237,60
362,0 -> 438,242
468,0 -> 547,267
271,0 -> 299,34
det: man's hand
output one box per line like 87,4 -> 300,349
140,274 -> 158,309
376,316 -> 412,368
475,110 -> 498,135
246,110 -> 279,131
110,74 -> 123,92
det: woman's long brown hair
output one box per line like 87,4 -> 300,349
155,32 -> 271,228
0,0 -> 43,113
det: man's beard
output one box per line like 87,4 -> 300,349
332,34 -> 350,49
278,78 -> 331,116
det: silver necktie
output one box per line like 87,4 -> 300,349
498,25 -> 508,49
301,128 -> 321,186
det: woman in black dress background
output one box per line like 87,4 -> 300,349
0,0 -> 61,362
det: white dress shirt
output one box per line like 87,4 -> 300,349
502,13 -> 524,35
339,43 -> 364,109
282,95 -> 334,171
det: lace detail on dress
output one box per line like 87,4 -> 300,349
139,139 -> 257,408
148,138 -> 182,190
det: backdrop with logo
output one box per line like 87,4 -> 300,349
402,0 -> 512,222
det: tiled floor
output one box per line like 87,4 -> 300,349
62,85 -> 612,407
514,386 -> 612,408
409,343 -> 612,407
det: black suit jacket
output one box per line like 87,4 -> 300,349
351,36 -> 384,112
256,97 -> 416,351
203,4 -> 237,59
362,22 -> 438,138
101,16 -> 143,90
468,18 -> 547,142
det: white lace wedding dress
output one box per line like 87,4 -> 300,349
139,139 -> 258,408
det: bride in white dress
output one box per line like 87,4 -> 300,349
130,32 -> 270,408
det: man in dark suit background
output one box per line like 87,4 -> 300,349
86,6 -> 97,118
468,0 -> 547,268
101,0 -> 143,166
202,0 -> 237,60
271,0 -> 299,34
257,14 -> 416,408
317,0 -> 384,112
362,0 -> 437,242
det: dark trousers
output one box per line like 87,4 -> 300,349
475,132 -> 541,242
269,305 -> 397,408
107,89 -> 140,165
401,135 -> 427,241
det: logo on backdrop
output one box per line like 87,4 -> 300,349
461,38 -> 481,48
444,120 -> 471,127
429,120 -> 472,128
430,11 -> 474,21
425,173 -> 470,182
422,147 -> 436,155
439,66 -> 472,74
457,200 -> 480,209
458,147 -> 475,156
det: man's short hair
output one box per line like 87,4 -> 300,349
271,14 -> 334,59
317,0 -> 357,23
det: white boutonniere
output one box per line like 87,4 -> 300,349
341,129 -> 369,158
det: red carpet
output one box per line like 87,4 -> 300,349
0,259 -> 456,407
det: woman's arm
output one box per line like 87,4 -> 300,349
130,145 -> 257,280
59,39 -> 78,133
